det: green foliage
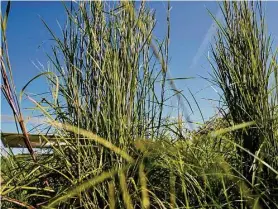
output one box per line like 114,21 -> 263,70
1,1 -> 278,209
211,1 -> 278,207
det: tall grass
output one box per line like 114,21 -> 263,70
1,1 -> 36,161
1,1 -> 278,209
211,1 -> 278,207
2,1 -> 173,208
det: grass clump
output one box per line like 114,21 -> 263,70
211,1 -> 278,207
1,1 -> 278,209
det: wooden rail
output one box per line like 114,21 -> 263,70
1,133 -> 59,148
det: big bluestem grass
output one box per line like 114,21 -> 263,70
1,1 -> 278,209
210,1 -> 278,208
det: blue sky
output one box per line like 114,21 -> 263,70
1,1 -> 278,134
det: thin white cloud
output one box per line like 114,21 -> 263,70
189,8 -> 223,71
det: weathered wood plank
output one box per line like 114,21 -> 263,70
1,133 -> 58,148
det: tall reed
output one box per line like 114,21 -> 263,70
1,1 -> 278,209
28,1 -> 171,208
211,1 -> 278,207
